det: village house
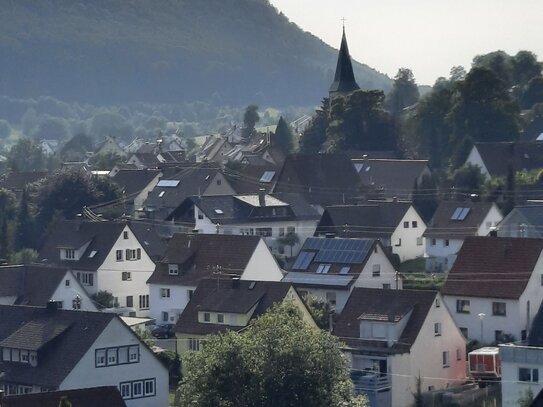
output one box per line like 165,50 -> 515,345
174,278 -> 316,360
497,205 -> 543,238
38,220 -> 161,317
282,237 -> 401,313
167,191 -> 320,257
146,233 -> 283,324
0,304 -> 168,406
334,288 -> 466,407
109,168 -> 162,216
423,201 -> 502,272
441,236 -> 543,343
0,265 -> 97,311
315,201 -> 427,262
500,302 -> 543,407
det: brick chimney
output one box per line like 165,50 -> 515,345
258,188 -> 266,207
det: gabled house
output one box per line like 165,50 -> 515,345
0,265 -> 97,311
167,191 -> 320,257
352,158 -> 432,200
38,220 -> 158,317
0,304 -> 168,406
441,236 -> 543,343
282,237 -> 401,313
273,154 -> 363,210
500,302 -> 543,407
94,136 -> 125,157
138,164 -> 235,220
315,202 -> 427,262
423,201 -> 503,272
225,163 -> 280,195
109,168 -> 162,215
0,386 -> 127,407
498,205 -> 543,238
126,153 -> 161,170
465,141 -> 543,180
334,288 -> 466,407
146,233 -> 283,324
174,278 -> 316,356
195,134 -> 233,163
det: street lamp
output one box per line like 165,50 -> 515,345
478,313 -> 486,344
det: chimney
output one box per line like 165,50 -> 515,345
489,227 -> 498,237
258,188 -> 266,207
0,389 -> 4,406
232,277 -> 240,289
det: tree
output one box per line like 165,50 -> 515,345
385,68 -> 420,117
32,116 -> 69,141
277,231 -> 299,257
273,116 -> 294,154
88,152 -> 124,170
522,76 -> 543,109
33,170 -> 121,234
242,104 -> 260,140
60,133 -> 95,162
299,98 -> 329,153
9,248 -> 38,265
449,67 -> 520,146
179,302 -> 368,407
0,188 -> 16,260
92,290 -> 114,309
303,294 -> 333,330
58,396 -> 73,407
15,188 -> 35,250
448,163 -> 486,199
7,137 -> 48,171
518,387 -> 534,407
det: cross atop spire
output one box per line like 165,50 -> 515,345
329,26 -> 360,95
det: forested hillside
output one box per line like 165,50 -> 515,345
0,0 -> 390,106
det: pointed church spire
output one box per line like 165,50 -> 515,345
329,26 -> 360,96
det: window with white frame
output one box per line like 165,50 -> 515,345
456,299 -> 470,313
492,301 -> 506,316
144,379 -> 155,396
96,349 -> 106,367
255,228 -> 272,237
96,346 -> 139,368
160,288 -> 170,298
189,338 -> 200,351
412,221 -> 418,228
120,382 -> 131,399
217,313 -> 224,323
132,381 -> 143,398
125,248 -> 141,261
64,249 -> 75,260
119,378 -> 156,400
121,271 -> 131,281
434,323 -> 441,336
168,264 -> 179,275
107,348 -> 117,365
77,272 -> 94,286
116,250 -> 123,261
442,351 -> 450,367
416,237 -> 423,246
204,312 -> 210,322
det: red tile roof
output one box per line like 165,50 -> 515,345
441,236 -> 543,299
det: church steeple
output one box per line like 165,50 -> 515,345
329,26 -> 360,97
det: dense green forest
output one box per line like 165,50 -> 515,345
0,0 -> 390,107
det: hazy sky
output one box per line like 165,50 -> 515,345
269,0 -> 543,86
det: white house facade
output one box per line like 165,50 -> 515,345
389,205 -> 426,262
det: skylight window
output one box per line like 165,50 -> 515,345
88,250 -> 97,258
159,191 -> 165,198
316,264 -> 331,274
259,171 -> 275,183
451,207 -> 471,220
157,180 -> 180,188
339,266 -> 350,274
214,209 -> 224,214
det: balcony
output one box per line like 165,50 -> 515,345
351,370 -> 391,392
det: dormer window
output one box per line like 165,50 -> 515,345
64,249 -> 75,260
168,264 -> 179,275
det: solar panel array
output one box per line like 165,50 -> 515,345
292,251 -> 315,270
157,180 -> 180,188
259,171 -> 275,183
304,238 -> 373,264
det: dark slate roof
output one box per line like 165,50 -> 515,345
130,152 -> 161,167
353,159 -> 429,199
423,200 -> 497,239
333,288 -> 437,353
38,220 -> 126,271
520,116 -> 543,142
226,164 -> 280,194
0,305 -> 115,387
329,28 -> 360,93
273,154 -> 362,207
143,164 -> 229,219
110,168 -> 161,201
0,171 -> 48,191
530,387 -> 543,407
316,202 -> 413,239
175,278 -> 292,335
168,192 -> 319,225
128,221 -> 170,261
474,142 -> 543,178
0,265 -> 70,306
441,236 -> 543,299
147,234 -> 264,286
1,386 -> 127,407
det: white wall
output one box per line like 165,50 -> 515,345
390,206 -> 426,262
500,345 -> 543,407
148,284 -> 195,324
424,238 -> 463,273
465,147 -> 491,180
60,317 -> 168,407
477,204 -> 503,236
390,293 -> 466,407
97,225 -> 156,317
355,245 -> 402,290
50,271 -> 98,311
241,239 -> 284,281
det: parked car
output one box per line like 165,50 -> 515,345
151,323 -> 175,339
